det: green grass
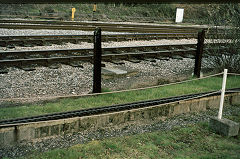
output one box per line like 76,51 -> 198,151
0,4 -> 176,22
1,4 -> 239,25
18,110 -> 240,159
0,75 -> 239,120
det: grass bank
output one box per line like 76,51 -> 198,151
0,75 -> 239,120
1,4 -> 238,24
18,105 -> 240,159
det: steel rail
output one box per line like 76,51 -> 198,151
0,88 -> 239,128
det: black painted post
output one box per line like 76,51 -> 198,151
93,28 -> 102,93
194,29 -> 205,78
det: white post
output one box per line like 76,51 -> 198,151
218,69 -> 228,119
175,8 -> 184,23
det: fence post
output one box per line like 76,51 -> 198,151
93,28 -> 102,93
218,69 -> 228,119
194,29 -> 205,78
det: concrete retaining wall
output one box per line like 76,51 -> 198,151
0,92 -> 240,148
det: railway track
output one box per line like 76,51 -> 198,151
0,43 -> 233,69
0,19 -> 203,33
0,44 -> 197,68
0,23 -> 200,33
0,19 -> 203,30
0,20 -> 228,47
0,88 -> 239,128
0,33 -> 197,47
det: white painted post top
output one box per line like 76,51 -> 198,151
175,8 -> 184,23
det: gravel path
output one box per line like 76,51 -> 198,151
0,104 -> 239,158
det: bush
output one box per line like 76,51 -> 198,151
204,4 -> 240,73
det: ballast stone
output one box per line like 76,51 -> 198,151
209,117 -> 239,137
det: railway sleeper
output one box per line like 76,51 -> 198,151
109,54 -> 129,61
180,49 -> 197,57
134,54 -> 146,60
0,67 -> 8,74
102,56 -> 113,62
142,52 -> 159,59
156,57 -> 170,61
19,65 -> 37,71
5,41 -> 24,47
184,54 -> 195,59
103,50 -> 114,54
49,63 -> 62,69
6,44 -> 15,49
142,48 -> 155,52
128,58 -> 141,63
43,41 -> 52,46
172,55 -> 184,60
29,40 -> 44,46
111,60 -> 125,65
145,58 -> 157,63
0,41 -> 7,47
131,49 -> 142,53
46,39 -> 64,45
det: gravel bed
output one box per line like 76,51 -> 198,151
0,63 -> 93,99
0,30 -> 201,105
0,56 -> 209,104
0,104 -> 239,158
0,28 -> 129,36
0,39 -> 197,51
101,58 -> 197,90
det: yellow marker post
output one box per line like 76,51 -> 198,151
93,3 -> 97,12
92,3 -> 97,21
72,8 -> 76,21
